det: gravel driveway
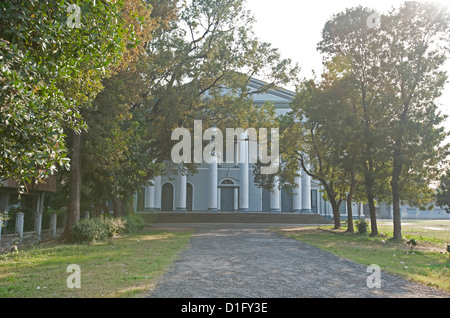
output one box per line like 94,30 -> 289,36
147,224 -> 449,298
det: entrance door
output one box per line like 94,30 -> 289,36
262,188 -> 270,212
281,185 -> 293,212
161,183 -> 174,211
186,183 -> 193,212
220,188 -> 234,212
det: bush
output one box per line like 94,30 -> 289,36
71,215 -> 126,243
355,219 -> 369,235
122,213 -> 145,234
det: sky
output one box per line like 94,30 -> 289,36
245,0 -> 450,136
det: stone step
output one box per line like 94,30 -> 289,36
140,212 -> 332,225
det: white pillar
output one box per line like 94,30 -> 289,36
302,168 -> 312,213
16,212 -> 24,240
270,176 -> 281,213
144,182 -> 155,212
84,211 -> 90,220
293,174 -> 302,213
154,176 -> 162,212
239,133 -> 249,212
49,213 -> 58,237
132,192 -> 138,213
176,174 -> 187,212
34,193 -> 44,240
208,157 -> 218,212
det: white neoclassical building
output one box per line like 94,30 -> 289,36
134,78 -> 334,215
133,78 -> 450,220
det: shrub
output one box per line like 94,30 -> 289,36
71,215 -> 126,243
122,213 -> 145,234
355,219 -> 369,235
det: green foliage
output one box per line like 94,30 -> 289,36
0,0 -> 133,191
0,212 -> 9,228
70,215 -> 126,243
122,213 -> 146,234
78,0 -> 298,208
436,169 -> 450,213
70,213 -> 146,243
355,219 -> 369,235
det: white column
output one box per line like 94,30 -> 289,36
132,192 -> 138,213
49,213 -> 58,237
239,133 -> 249,212
176,173 -> 187,212
154,176 -> 162,211
144,182 -> 155,212
208,157 -> 218,212
293,174 -> 302,213
16,212 -> 24,240
270,176 -> 281,213
34,193 -> 44,240
301,168 -> 312,213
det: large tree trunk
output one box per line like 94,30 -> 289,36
63,130 -> 82,242
94,202 -> 103,217
112,198 -> 123,217
328,194 -> 341,230
346,172 -> 356,233
391,149 -> 403,240
102,202 -> 110,214
364,172 -> 378,236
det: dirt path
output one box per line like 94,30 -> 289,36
147,224 -> 449,298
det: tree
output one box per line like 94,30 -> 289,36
436,169 -> 450,213
0,1 -> 85,191
314,4 -> 449,238
378,2 -> 450,239
73,0 -> 298,219
72,0 -> 172,217
0,0 -> 145,240
131,0 -> 298,171
58,0 -> 149,241
317,6 -> 394,236
279,78 -> 360,230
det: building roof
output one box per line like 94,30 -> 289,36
247,78 -> 295,109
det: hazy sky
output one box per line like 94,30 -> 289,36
245,0 -> 450,131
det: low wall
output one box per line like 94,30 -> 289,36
0,228 -> 64,252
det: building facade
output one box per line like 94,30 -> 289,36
134,78 -> 450,220
135,78 -> 331,215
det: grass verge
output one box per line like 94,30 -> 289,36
277,220 -> 450,293
0,228 -> 194,298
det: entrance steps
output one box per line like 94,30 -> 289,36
140,212 -> 332,225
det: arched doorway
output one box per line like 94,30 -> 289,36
220,179 -> 235,212
161,183 -> 174,211
281,185 -> 294,212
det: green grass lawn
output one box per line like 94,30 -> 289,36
0,228 -> 194,298
278,220 -> 450,292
